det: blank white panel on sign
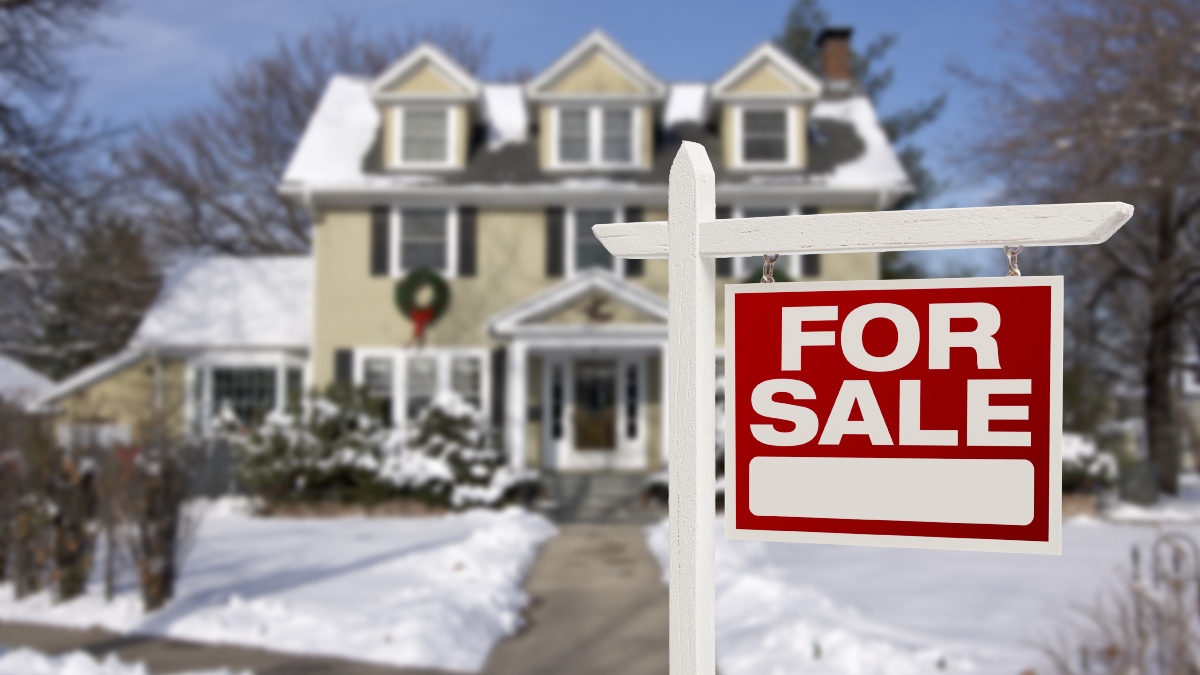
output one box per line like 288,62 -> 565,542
748,456 -> 1035,525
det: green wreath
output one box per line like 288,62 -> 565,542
395,268 -> 452,328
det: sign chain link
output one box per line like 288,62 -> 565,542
761,254 -> 780,283
1004,246 -> 1023,277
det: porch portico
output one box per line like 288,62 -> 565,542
489,269 -> 669,474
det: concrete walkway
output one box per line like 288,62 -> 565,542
0,524 -> 668,675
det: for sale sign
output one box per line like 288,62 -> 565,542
724,277 -> 1062,554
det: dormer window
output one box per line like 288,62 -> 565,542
392,106 -> 456,168
733,106 -> 797,168
552,106 -> 640,169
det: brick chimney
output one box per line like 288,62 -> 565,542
817,27 -> 853,84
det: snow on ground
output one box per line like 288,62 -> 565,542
648,516 -> 1200,675
1105,472 -> 1200,523
0,505 -> 555,673
0,646 -> 247,675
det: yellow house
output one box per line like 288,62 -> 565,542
37,29 -> 911,481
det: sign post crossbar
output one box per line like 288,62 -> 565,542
592,141 -> 1133,675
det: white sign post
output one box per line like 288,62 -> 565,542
593,141 -> 1133,675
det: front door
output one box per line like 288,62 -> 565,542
573,360 -> 617,450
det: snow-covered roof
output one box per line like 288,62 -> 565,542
482,84 -> 527,149
132,257 -> 311,349
282,76 -> 378,185
664,83 -> 708,127
812,96 -> 910,189
0,355 -> 53,406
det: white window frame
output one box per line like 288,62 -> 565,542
565,205 -> 628,278
389,205 -> 459,278
352,347 -> 491,441
186,351 -> 308,437
550,105 -> 642,170
731,105 -> 799,170
391,105 -> 458,169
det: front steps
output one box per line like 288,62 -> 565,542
538,472 -> 667,524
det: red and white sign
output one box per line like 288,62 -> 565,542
725,277 -> 1063,554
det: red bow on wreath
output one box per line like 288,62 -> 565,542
395,269 -> 452,345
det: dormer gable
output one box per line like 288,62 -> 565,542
527,31 -> 665,172
712,43 -> 823,171
370,43 -> 479,101
370,44 -> 479,171
526,30 -> 666,101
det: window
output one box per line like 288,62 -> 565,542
402,108 -> 449,163
364,357 -> 394,427
574,209 -> 616,272
401,209 -> 448,271
212,368 -> 276,424
603,109 -> 633,163
742,109 -> 788,163
555,107 -> 637,167
451,356 -> 482,410
406,356 -> 437,421
559,109 -> 590,163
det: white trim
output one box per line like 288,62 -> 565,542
711,42 -> 822,102
525,29 -> 667,101
548,106 -> 642,171
391,205 -> 460,278
488,267 -> 668,336
730,105 -> 799,170
390,105 -> 457,170
370,43 -> 480,100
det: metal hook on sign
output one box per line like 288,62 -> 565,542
1004,246 -> 1023,277
761,254 -> 779,283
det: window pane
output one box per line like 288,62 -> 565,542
559,109 -> 589,163
401,209 -> 447,271
574,209 -> 615,271
212,368 -> 276,425
602,109 -> 632,163
451,356 -> 482,410
402,109 -> 448,162
743,110 -> 787,162
364,358 -> 393,427
407,356 -> 437,421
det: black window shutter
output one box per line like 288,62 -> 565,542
491,347 -> 507,429
802,254 -> 822,277
370,206 -> 389,276
546,207 -> 565,277
458,206 -> 477,277
623,206 -> 644,277
714,205 -> 733,277
334,349 -> 354,385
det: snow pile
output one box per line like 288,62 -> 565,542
1108,472 -> 1200,523
0,355 -> 52,406
812,96 -> 910,189
482,85 -> 527,149
647,517 -> 1200,675
282,75 -> 378,185
0,647 -> 247,675
664,83 -> 708,126
132,257 -> 310,349
0,509 -> 555,673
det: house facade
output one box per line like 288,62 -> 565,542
36,29 -> 910,476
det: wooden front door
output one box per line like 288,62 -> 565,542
573,360 -> 617,450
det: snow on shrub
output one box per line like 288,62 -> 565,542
1062,432 -> 1117,493
232,387 -> 533,509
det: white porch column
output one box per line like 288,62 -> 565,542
505,342 -> 527,472
667,142 -> 716,675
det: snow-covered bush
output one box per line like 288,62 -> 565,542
1062,432 -> 1117,493
233,387 -> 533,510
232,385 -> 396,507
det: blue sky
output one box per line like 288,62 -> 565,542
69,0 -> 1022,273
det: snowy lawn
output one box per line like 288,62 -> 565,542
648,516 -> 1200,675
0,504 -> 555,673
0,646 -> 246,675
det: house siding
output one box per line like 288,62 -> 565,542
55,358 -> 187,444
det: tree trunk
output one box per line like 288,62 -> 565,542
1145,199 -> 1181,495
